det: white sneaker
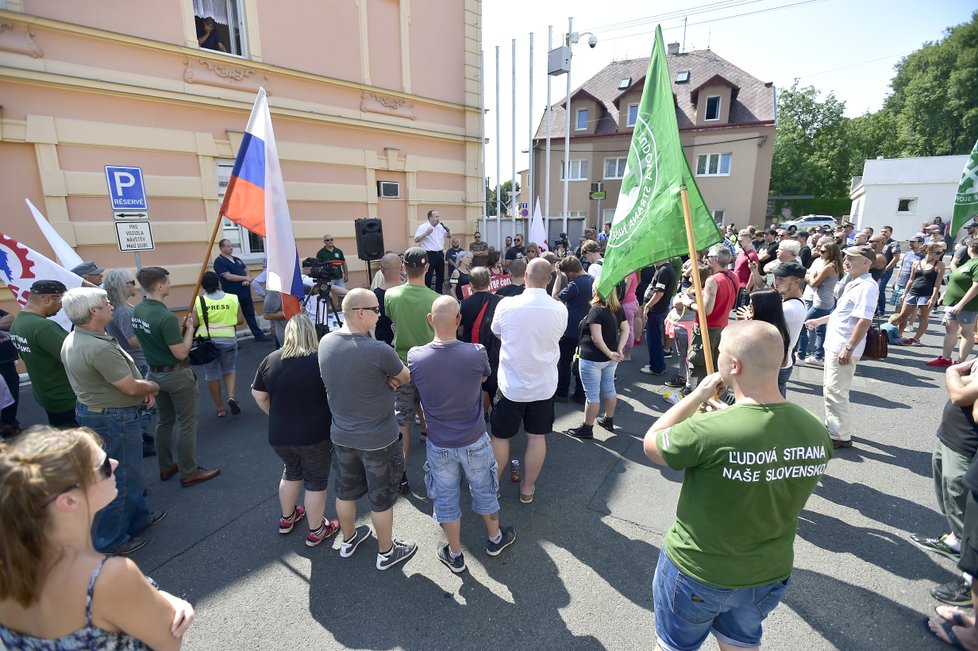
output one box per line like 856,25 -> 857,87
806,357 -> 824,367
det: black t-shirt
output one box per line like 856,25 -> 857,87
496,284 -> 525,297
460,292 -> 500,343
938,398 -> 978,459
645,264 -> 676,315
373,287 -> 394,346
505,245 -> 525,261
579,306 -> 625,362
0,310 -> 17,365
799,246 -> 813,269
252,351 -> 332,447
764,242 -> 779,260
636,265 -> 656,306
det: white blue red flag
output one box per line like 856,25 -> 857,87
0,230 -> 83,331
220,88 -> 303,317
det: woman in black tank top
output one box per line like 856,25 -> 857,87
894,244 -> 944,344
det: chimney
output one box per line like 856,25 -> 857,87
667,42 -> 680,55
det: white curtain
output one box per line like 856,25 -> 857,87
193,0 -> 229,25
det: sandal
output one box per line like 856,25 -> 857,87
936,605 -> 975,628
216,409 -> 227,418
927,617 -> 968,649
227,397 -> 241,415
519,483 -> 535,504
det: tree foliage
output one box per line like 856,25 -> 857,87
485,179 -> 520,216
772,11 -> 978,198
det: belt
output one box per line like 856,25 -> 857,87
79,404 -> 139,414
149,361 -> 190,373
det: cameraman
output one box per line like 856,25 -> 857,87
300,258 -> 348,333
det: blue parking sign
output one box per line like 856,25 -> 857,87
104,166 -> 148,212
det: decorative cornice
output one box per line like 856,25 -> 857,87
183,57 -> 266,93
0,21 -> 42,58
361,92 -> 416,120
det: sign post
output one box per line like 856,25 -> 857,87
105,165 -> 153,269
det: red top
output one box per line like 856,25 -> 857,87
698,270 -> 738,329
732,250 -> 758,288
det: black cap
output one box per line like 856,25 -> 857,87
70,261 -> 104,276
30,280 -> 68,295
403,247 -> 428,268
772,261 -> 806,279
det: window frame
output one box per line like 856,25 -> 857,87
626,104 -> 639,128
561,159 -> 589,182
604,157 -> 627,180
712,209 -> 726,225
695,153 -> 733,177
216,161 -> 265,262
897,198 -> 917,214
575,107 -> 589,131
194,0 -> 249,58
704,95 -> 722,122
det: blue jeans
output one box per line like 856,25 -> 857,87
645,311 -> 667,373
652,551 -> 789,651
797,302 -> 831,360
778,366 -> 793,398
137,364 -> 158,451
423,433 -> 499,523
579,358 -> 619,403
77,403 -> 151,551
877,269 -> 893,316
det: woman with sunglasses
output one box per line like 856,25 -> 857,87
798,240 -> 843,366
894,243 -> 944,345
0,426 -> 194,649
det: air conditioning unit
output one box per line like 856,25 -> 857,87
377,181 -> 400,198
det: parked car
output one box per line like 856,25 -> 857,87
778,215 -> 837,232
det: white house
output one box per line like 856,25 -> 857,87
849,155 -> 969,241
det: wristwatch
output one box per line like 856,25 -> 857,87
844,343 -> 854,351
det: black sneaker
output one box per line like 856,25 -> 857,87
436,544 -> 466,573
339,526 -> 370,558
486,526 -> 517,557
665,376 -> 686,388
596,416 -> 614,431
931,577 -> 973,606
565,425 -> 593,439
376,538 -> 418,570
104,536 -> 149,556
910,533 -> 961,560
398,472 -> 410,495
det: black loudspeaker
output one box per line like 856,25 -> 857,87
355,218 -> 385,261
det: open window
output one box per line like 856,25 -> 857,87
193,0 -> 247,56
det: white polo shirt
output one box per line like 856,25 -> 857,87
415,222 -> 449,251
824,273 -> 878,357
491,288 -> 567,402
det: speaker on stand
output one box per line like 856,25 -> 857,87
355,218 -> 385,285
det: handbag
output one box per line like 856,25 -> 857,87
863,319 -> 888,360
188,295 -> 221,366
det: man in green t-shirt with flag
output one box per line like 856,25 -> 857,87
644,321 -> 831,651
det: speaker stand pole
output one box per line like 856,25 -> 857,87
366,259 -> 373,288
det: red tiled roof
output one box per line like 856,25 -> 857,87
534,48 -> 774,139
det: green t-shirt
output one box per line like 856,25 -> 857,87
9,311 -> 75,412
384,283 -> 438,364
656,403 -> 832,589
61,327 -> 143,408
131,299 -> 183,367
944,258 -> 978,312
316,246 -> 346,280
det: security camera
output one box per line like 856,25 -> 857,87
587,34 -> 597,48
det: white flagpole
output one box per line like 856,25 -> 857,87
545,25 -> 553,244
495,46 -> 502,249
480,49 -> 487,239
528,32 -> 534,230
562,17 -> 573,235
511,38 -> 517,240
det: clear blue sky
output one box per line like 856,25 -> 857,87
482,0 -> 975,186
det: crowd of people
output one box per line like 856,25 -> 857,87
2,212 -> 978,649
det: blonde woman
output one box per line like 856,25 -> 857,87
252,315 -> 340,546
450,252 -> 474,300
0,427 -> 194,649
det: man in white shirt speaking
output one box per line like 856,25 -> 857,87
489,259 -> 567,504
414,209 -> 451,294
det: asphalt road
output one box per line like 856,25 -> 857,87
12,317 -> 961,650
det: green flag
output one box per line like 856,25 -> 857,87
951,138 -> 978,238
596,25 -> 722,298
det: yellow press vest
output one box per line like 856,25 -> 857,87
194,294 -> 239,339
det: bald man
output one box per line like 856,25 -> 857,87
373,252 -> 404,347
489,258 -> 568,505
409,296 -> 516,572
644,321 -> 832,651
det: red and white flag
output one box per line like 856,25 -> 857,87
0,231 -> 83,331
528,198 -> 548,252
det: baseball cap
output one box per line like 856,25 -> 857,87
403,247 -> 428,268
966,221 -> 978,231
30,280 -> 67,295
910,234 -> 926,242
71,261 -> 104,276
772,261 -> 806,279
843,245 -> 876,263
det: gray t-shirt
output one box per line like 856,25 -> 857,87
105,302 -> 145,368
408,340 -> 490,448
262,291 -> 287,346
318,330 -> 404,450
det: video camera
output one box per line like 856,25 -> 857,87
301,257 -> 333,299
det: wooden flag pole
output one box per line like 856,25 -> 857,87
680,186 -> 717,378
182,210 -> 225,334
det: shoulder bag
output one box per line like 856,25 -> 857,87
188,295 -> 221,365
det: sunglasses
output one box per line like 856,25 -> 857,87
45,455 -> 113,506
323,239 -> 334,243
355,306 -> 381,314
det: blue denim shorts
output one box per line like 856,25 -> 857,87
578,358 -> 618,403
203,340 -> 237,381
948,309 -> 978,326
652,551 -> 789,651
423,432 -> 499,523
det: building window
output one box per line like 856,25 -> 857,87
897,198 -> 917,213
604,157 -> 627,180
705,95 -> 721,121
575,108 -> 588,131
712,209 -> 726,225
194,0 -> 247,56
627,104 -> 638,128
217,161 -> 265,259
602,208 -> 616,224
695,153 -> 732,177
561,160 -> 589,181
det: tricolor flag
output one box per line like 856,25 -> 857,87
25,198 -> 84,270
528,198 -> 548,252
0,230 -> 83,332
596,25 -> 722,298
220,88 -> 303,317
